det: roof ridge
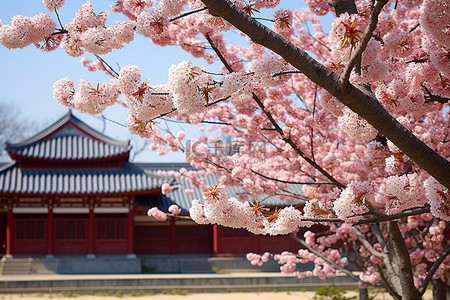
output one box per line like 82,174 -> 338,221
6,110 -> 129,149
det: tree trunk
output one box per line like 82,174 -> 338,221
359,286 -> 369,300
388,221 -> 421,300
432,279 -> 447,300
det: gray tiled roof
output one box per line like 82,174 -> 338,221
8,135 -> 129,160
6,111 -> 130,160
0,161 -> 172,195
142,164 -> 305,212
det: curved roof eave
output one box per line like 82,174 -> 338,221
6,110 -> 130,150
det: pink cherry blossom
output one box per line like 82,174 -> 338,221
168,204 -> 181,215
147,207 -> 168,221
42,0 -> 65,11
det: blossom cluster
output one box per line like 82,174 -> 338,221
119,65 -> 174,125
189,184 -> 309,235
0,13 -> 56,49
147,207 -> 167,221
52,77 -> 119,114
333,181 -> 373,222
42,0 -> 65,11
167,61 -> 213,115
385,173 -> 428,214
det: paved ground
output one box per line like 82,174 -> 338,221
0,290 -> 434,300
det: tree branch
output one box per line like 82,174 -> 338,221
200,0 -> 450,189
387,221 -> 420,300
340,0 -> 389,85
352,227 -> 383,259
170,7 -> 208,22
418,246 -> 450,296
290,233 -> 361,282
252,93 -> 346,188
354,207 -> 430,225
205,29 -> 346,188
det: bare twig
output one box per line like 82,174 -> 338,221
250,168 -> 335,186
54,8 -> 65,30
252,93 -> 346,189
340,0 -> 389,85
94,55 -> 120,78
205,33 -> 234,73
170,7 -> 208,22
290,234 -> 361,282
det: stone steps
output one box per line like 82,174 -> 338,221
1,257 -> 32,275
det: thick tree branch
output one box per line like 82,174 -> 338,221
341,0 -> 389,85
387,221 -> 420,300
329,0 -> 358,16
205,30 -> 346,189
201,0 -> 450,189
418,246 -> 450,296
352,227 -> 383,259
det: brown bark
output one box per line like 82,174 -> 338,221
432,279 -> 447,300
200,0 -> 450,189
387,221 -> 420,300
329,0 -> 358,16
359,287 -> 369,300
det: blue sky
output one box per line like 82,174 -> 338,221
0,1 -> 328,162
0,0 -> 207,162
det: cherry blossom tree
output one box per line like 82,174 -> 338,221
1,0 -> 449,299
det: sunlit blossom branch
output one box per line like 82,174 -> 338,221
202,70 -> 225,76
418,246 -> 450,296
299,216 -> 343,223
352,227 -> 383,259
203,32 -> 345,188
340,0 -> 389,85
151,108 -> 177,121
289,234 -> 361,282
170,7 -> 208,22
182,42 -> 211,50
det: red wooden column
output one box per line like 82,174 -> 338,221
213,224 -> 219,255
87,199 -> 95,258
126,206 -> 135,258
46,201 -> 54,258
5,204 -> 13,257
169,218 -> 176,254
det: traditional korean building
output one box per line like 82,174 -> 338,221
0,112 -> 306,274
